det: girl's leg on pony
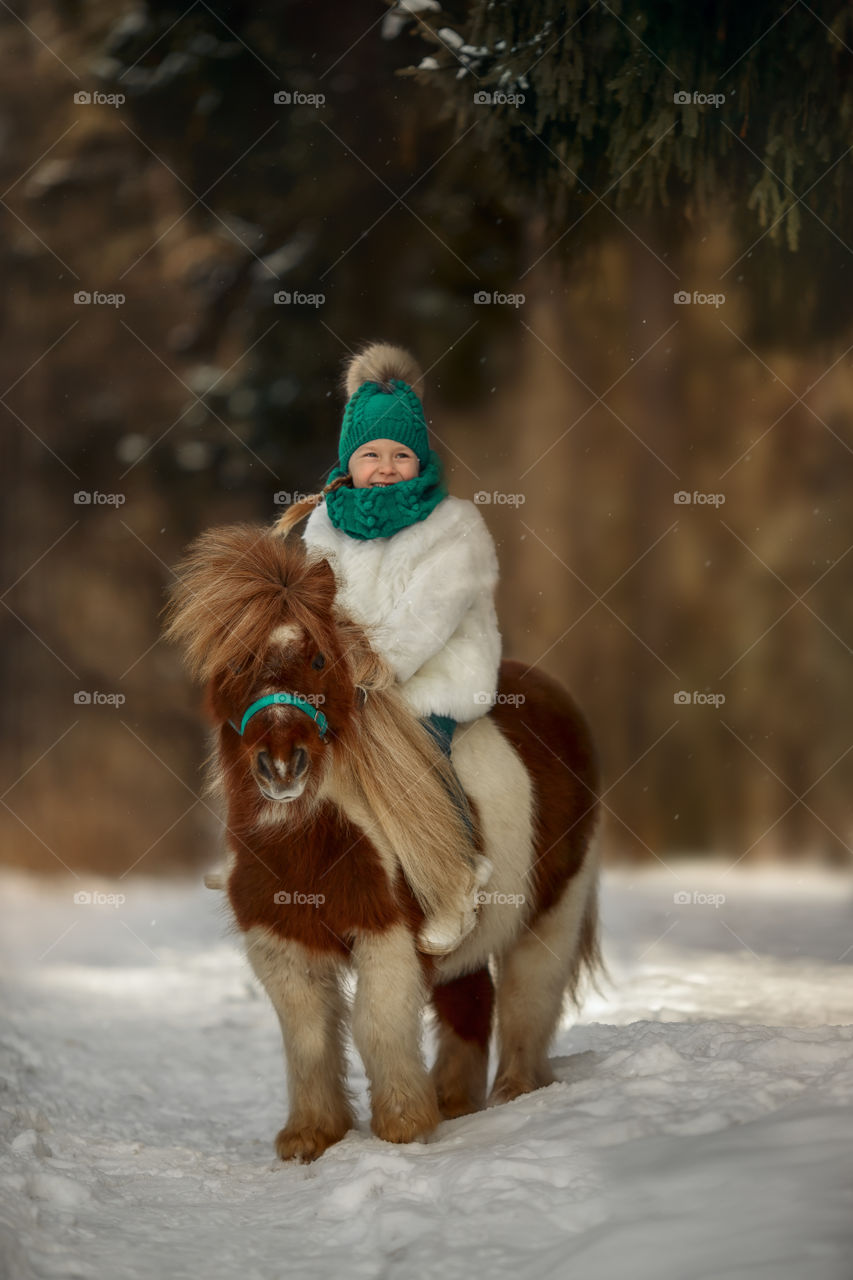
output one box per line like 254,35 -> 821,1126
416,714 -> 491,957
421,714 -> 477,842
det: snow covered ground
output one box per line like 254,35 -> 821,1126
1,861 -> 851,1280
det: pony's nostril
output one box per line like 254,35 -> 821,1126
292,747 -> 308,778
256,750 -> 274,782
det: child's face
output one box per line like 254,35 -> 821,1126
348,439 -> 420,489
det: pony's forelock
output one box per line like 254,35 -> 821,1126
165,525 -> 337,685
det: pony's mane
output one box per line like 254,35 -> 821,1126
331,612 -> 477,915
166,524 -> 476,915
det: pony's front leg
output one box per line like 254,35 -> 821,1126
245,927 -> 354,1163
352,924 -> 440,1145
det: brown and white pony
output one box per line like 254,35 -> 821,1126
166,523 -> 602,1163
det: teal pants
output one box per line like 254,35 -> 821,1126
420,714 -> 476,842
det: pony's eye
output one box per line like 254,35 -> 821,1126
311,653 -> 326,670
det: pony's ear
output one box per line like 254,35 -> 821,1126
304,552 -> 339,613
203,670 -> 233,727
306,552 -> 337,588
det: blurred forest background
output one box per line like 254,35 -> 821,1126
2,0 -> 852,877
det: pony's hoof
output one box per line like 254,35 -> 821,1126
487,1076 -> 538,1106
488,1063 -> 556,1106
274,1123 -> 346,1163
436,1091 -> 483,1120
371,1089 -> 441,1144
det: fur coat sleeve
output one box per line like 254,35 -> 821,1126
301,495 -> 502,722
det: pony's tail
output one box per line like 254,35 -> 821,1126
565,867 -> 611,1009
274,474 -> 353,537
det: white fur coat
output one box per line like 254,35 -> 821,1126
302,496 -> 502,721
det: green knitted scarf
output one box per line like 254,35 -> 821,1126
324,449 -> 448,540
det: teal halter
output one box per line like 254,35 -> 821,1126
228,692 -> 328,739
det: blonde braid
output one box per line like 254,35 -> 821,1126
273,473 -> 352,537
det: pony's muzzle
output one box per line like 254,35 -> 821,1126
252,745 -> 309,801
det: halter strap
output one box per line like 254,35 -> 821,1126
228,692 -> 328,739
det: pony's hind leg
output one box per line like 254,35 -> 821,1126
431,967 -> 494,1119
490,854 -> 599,1105
245,927 -> 353,1162
351,924 -> 441,1145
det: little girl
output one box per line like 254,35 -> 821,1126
274,342 -> 502,954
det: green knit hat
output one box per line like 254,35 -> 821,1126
338,379 -> 429,471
